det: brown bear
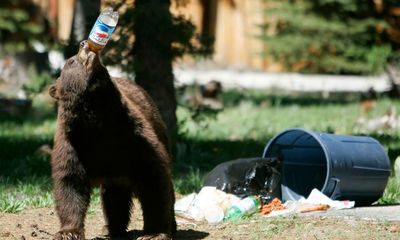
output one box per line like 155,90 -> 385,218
49,40 -> 176,240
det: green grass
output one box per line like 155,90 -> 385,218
0,177 -> 53,212
0,96 -> 56,212
379,178 -> 400,204
1,90 -> 400,213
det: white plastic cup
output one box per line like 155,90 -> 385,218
204,205 -> 224,224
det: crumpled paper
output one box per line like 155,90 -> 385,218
301,188 -> 355,210
263,188 -> 354,217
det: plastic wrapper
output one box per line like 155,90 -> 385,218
174,186 -> 240,224
203,157 -> 281,203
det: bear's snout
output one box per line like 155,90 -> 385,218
80,40 -> 89,51
78,40 -> 97,69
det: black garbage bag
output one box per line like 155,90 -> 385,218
203,157 -> 282,203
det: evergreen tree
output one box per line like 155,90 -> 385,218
0,0 -> 50,55
261,0 -> 393,75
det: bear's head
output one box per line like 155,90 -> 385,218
49,40 -> 109,104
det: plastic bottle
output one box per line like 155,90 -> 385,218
223,196 -> 261,221
88,7 -> 119,52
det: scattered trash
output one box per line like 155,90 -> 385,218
203,157 -> 281,202
174,187 -> 263,224
174,186 -> 355,224
224,196 -> 261,221
261,189 -> 354,217
297,203 -> 330,213
204,205 -> 225,224
174,193 -> 197,216
301,188 -> 355,210
174,186 -> 240,224
175,215 -> 198,227
260,198 -> 286,215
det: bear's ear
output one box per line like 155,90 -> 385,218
49,84 -> 59,100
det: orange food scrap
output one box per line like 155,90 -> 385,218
260,198 -> 286,215
298,203 -> 329,213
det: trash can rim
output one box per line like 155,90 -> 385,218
262,128 -> 331,195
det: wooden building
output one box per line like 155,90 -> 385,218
174,0 -> 274,70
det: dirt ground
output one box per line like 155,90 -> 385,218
0,202 -> 399,240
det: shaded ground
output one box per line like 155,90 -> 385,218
1,203 -> 399,240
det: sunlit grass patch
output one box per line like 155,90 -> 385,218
0,177 -> 53,213
379,178 -> 400,204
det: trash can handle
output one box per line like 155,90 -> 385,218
330,178 -> 341,199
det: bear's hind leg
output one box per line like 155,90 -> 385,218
135,171 -> 176,240
101,184 -> 133,237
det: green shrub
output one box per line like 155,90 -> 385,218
260,0 -> 393,75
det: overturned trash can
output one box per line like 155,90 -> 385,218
263,128 -> 391,205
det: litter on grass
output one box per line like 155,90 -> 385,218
261,189 -> 354,218
174,187 -> 354,224
175,186 -> 240,224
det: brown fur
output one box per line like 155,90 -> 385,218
50,41 -> 176,240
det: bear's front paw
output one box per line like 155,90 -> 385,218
137,233 -> 171,240
54,229 -> 84,240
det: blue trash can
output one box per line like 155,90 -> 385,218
262,128 -> 391,205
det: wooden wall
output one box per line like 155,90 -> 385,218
177,0 -> 274,70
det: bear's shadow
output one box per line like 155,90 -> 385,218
90,229 -> 209,240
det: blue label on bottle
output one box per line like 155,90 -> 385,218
88,18 -> 115,46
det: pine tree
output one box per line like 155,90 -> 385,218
0,0 -> 50,54
260,0 -> 393,75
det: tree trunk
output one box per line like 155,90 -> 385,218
133,0 -> 177,138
